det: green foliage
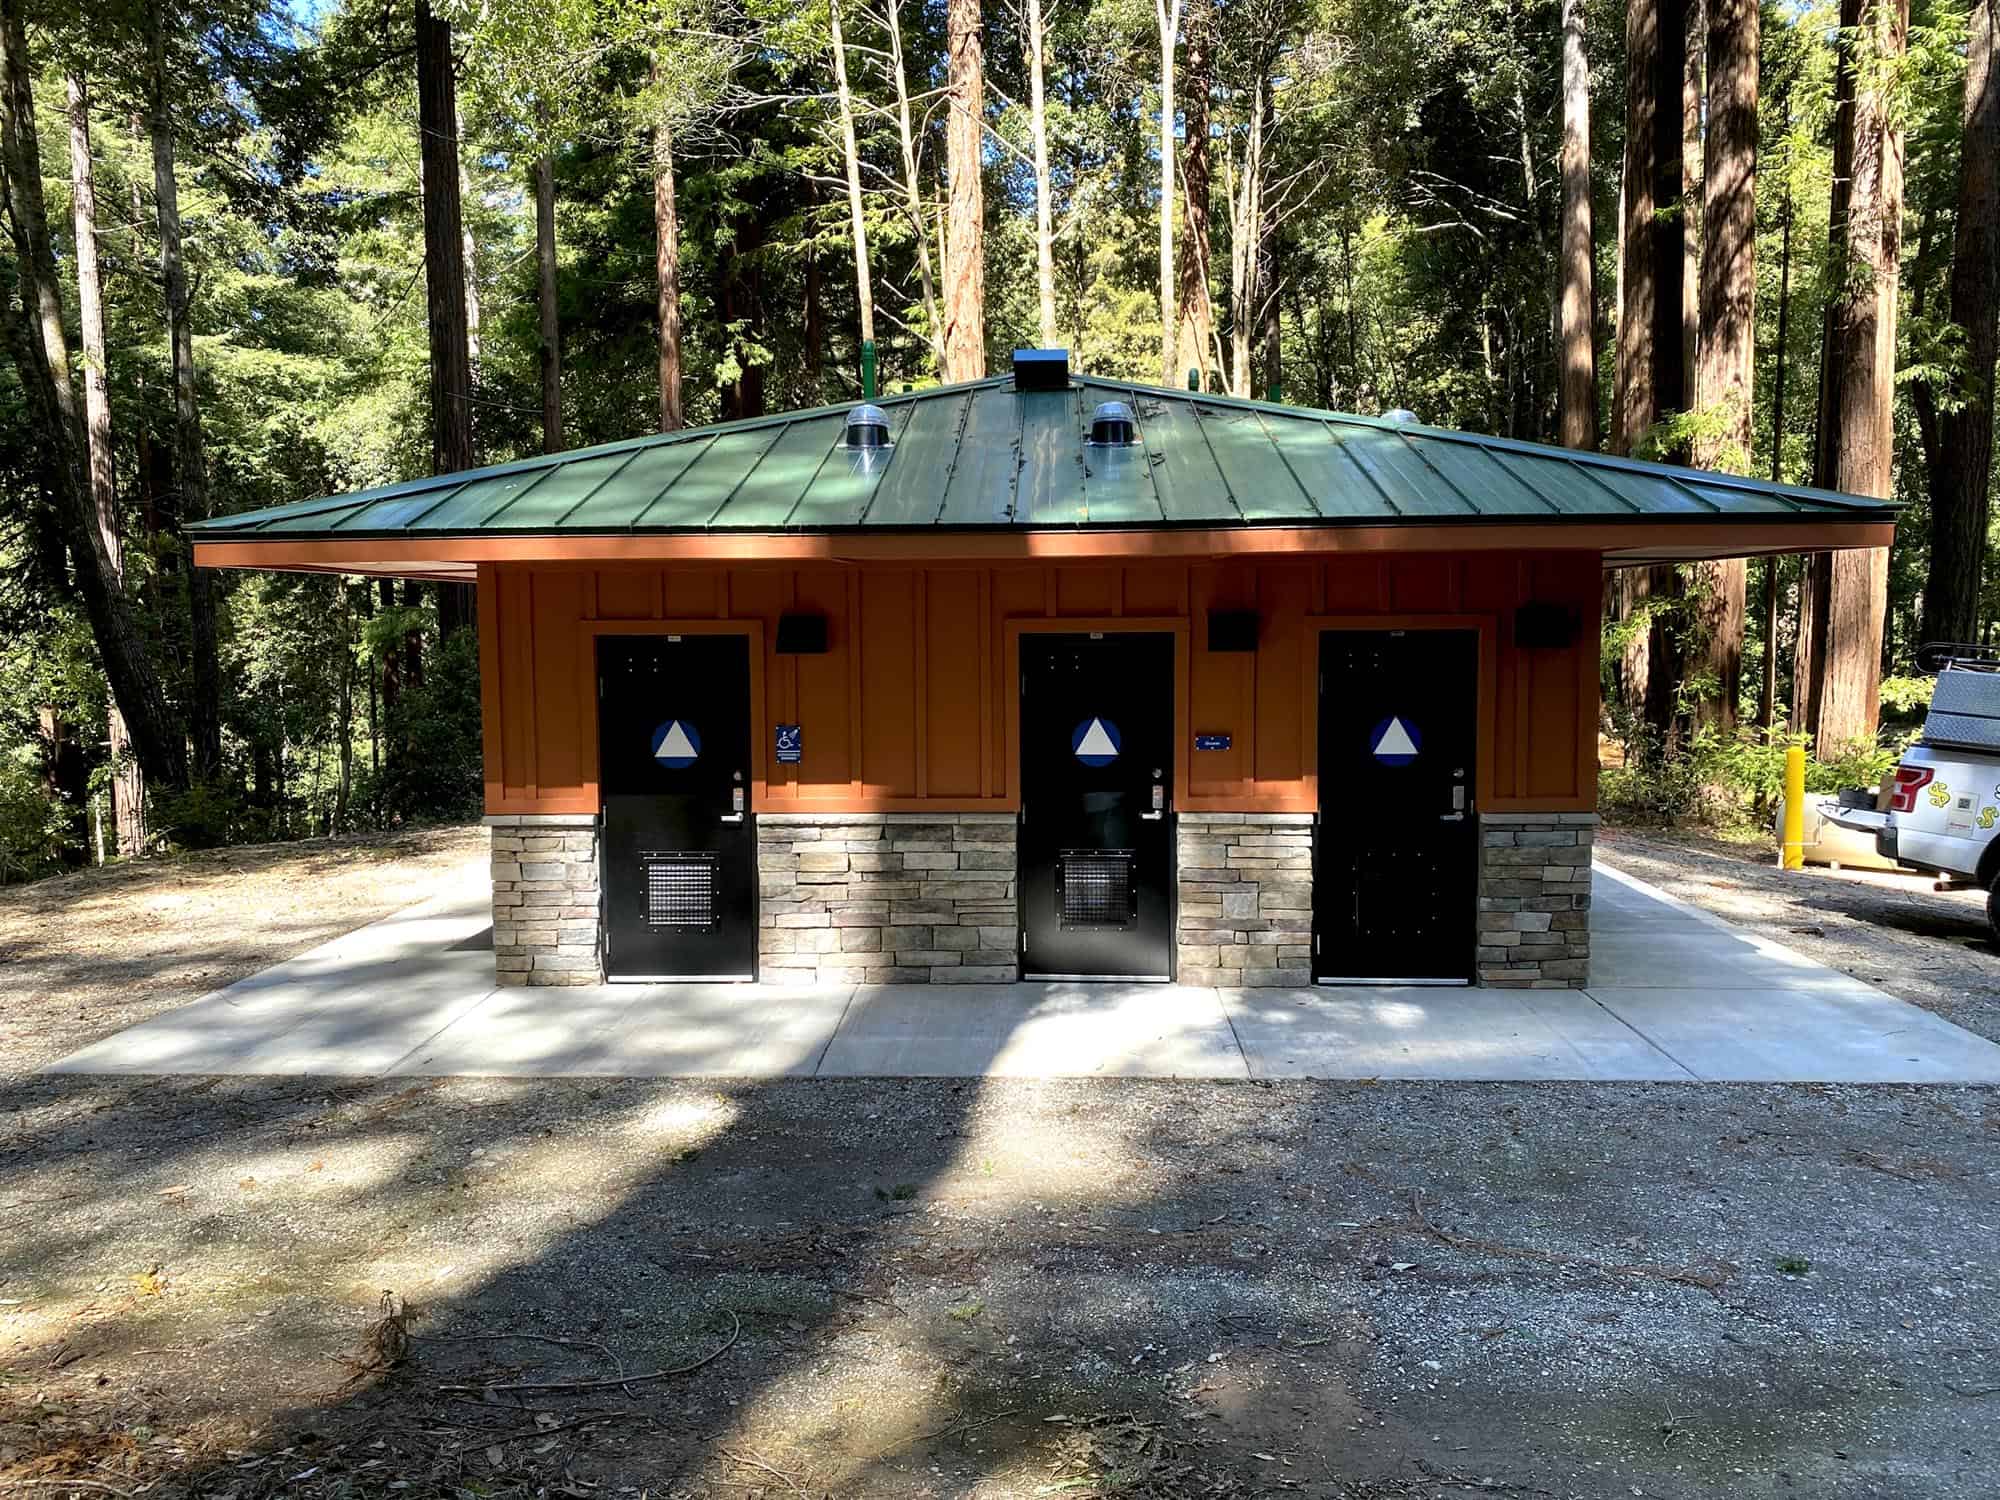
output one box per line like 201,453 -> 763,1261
1601,722 -> 1909,831
0,753 -> 71,883
375,630 -> 485,824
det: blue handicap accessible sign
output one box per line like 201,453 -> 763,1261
1369,715 -> 1421,767
651,719 -> 702,768
775,723 -> 802,764
1071,716 -> 1122,767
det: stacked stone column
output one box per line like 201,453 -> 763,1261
488,814 -> 601,986
1174,812 -> 1315,986
1475,811 -> 1595,987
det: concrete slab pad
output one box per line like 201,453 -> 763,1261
817,983 -> 1245,1077
1585,986 -> 2000,1084
391,983 -> 853,1077
1222,985 -> 1693,1081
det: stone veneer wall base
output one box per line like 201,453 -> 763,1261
1176,813 -> 1315,987
487,814 -> 601,987
757,813 -> 1018,984
1477,811 -> 1595,987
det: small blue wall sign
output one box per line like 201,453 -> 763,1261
1194,733 -> 1232,752
775,723 -> 803,764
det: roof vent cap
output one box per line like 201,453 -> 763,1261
1088,400 -> 1139,447
1012,348 -> 1070,391
1383,407 -> 1420,425
844,402 -> 892,449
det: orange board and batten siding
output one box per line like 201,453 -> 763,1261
477,554 -> 1601,819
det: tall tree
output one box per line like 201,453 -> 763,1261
1688,0 -> 1758,733
1155,0 -> 1182,383
1023,0 -> 1058,348
1613,0 -> 1687,455
1556,0 -> 1595,450
65,71 -> 141,852
886,0 -> 942,370
1796,0 -> 1907,753
415,0 -> 476,635
651,64 -> 683,431
534,143 -> 561,451
1916,0 -> 1998,645
828,0 -> 875,380
148,0 -> 221,781
1,0 -> 186,794
943,0 -> 986,380
1176,0 -> 1216,389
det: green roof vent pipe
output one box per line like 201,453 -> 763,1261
861,339 -> 877,400
1187,368 -> 1199,392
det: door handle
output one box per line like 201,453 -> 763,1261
719,813 -> 746,823
1439,812 -> 1465,822
1140,811 -> 1165,821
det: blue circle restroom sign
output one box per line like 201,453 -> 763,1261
651,718 -> 701,768
1071,716 -> 1122,767
1369,715 -> 1421,767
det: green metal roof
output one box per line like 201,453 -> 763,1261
189,376 -> 1898,542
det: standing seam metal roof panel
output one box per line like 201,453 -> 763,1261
936,387 -> 1023,524
184,375 -> 1901,541
865,394 -> 967,525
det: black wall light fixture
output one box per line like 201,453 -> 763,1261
1207,610 -> 1259,653
775,613 -> 830,654
1514,603 -> 1576,649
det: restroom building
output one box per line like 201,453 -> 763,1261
191,353 -> 1897,991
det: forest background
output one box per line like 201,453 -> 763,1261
1,0 -> 1993,875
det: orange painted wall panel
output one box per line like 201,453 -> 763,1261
482,554 -> 1602,816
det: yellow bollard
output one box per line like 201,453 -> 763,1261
1781,745 -> 1806,871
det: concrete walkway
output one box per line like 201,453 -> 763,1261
45,858 -> 2000,1083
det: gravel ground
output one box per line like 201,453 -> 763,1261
0,825 -> 486,1074
1,1075 -> 1996,1500
1,830 -> 1997,1499
1597,825 -> 2000,1044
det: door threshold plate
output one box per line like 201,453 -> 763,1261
607,973 -> 758,984
1024,972 -> 1174,984
1316,976 -> 1471,987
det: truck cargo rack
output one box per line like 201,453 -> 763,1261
1919,645 -> 2000,753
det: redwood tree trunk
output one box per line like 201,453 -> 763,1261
1918,0 -> 1998,645
943,0 -> 987,381
1797,0 -> 1905,753
415,0 -> 476,633
66,71 -> 144,852
0,0 -> 186,793
651,60 -> 683,432
1556,0 -> 1597,450
535,148 -> 561,453
1689,0 -> 1759,734
148,2 -> 221,782
1613,0 -> 1687,456
1176,0 -> 1215,389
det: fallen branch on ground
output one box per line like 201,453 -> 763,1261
439,1311 -> 740,1395
1406,1190 -> 1734,1296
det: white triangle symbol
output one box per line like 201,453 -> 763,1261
1373,718 -> 1417,757
658,722 -> 697,760
1076,719 -> 1118,758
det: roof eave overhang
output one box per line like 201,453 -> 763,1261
191,515 -> 1897,582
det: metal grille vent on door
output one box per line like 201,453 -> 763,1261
1058,850 -> 1135,928
643,852 -> 717,930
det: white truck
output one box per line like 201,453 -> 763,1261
1829,645 -> 2000,938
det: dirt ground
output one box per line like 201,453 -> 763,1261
1597,825 -> 2000,1045
1,831 -> 1997,1500
0,825 -> 486,1075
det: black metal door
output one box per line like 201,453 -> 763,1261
598,634 -> 756,980
1019,633 -> 1175,979
1313,629 -> 1477,983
